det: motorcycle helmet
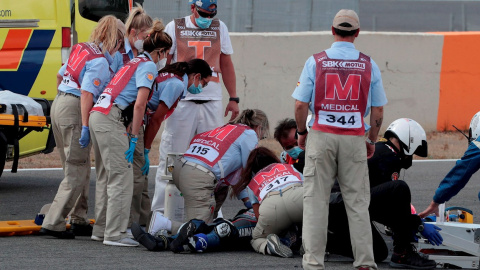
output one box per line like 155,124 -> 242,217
384,118 -> 428,157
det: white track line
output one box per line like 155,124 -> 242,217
3,160 -> 459,172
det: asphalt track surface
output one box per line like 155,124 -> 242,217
1,160 -> 479,270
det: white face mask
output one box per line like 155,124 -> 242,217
156,58 -> 167,71
134,38 -> 144,53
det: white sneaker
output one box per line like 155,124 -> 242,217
91,235 -> 104,241
126,228 -> 134,239
148,211 -> 171,236
266,234 -> 293,258
103,237 -> 139,247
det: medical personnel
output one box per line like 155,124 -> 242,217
148,109 -> 269,235
274,118 -> 305,172
293,9 -> 387,269
420,111 -> 480,219
275,118 -> 442,268
88,19 -> 171,247
117,4 -> 155,234
232,147 -> 303,258
40,15 -> 122,239
152,0 -> 239,217
142,58 -> 214,175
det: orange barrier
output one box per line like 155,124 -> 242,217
433,32 -> 480,131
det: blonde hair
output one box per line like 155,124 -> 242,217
125,3 -> 153,36
89,15 -> 118,54
230,109 -> 270,139
143,19 -> 172,53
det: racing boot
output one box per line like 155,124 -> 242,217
390,244 -> 436,269
131,222 -> 170,251
169,220 -> 198,253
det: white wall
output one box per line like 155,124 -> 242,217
223,31 -> 444,132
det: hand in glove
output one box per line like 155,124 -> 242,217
421,223 -> 443,246
125,137 -> 138,163
79,126 -> 90,148
141,148 -> 150,175
244,200 -> 253,209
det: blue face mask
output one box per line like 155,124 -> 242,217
285,146 -> 304,160
195,16 -> 213,29
187,80 -> 203,94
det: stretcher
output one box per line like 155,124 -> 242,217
418,222 -> 480,269
0,97 -> 53,177
0,219 -> 95,237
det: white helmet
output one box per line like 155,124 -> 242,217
384,118 -> 428,157
469,111 -> 480,141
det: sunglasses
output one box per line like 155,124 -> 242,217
196,6 -> 217,19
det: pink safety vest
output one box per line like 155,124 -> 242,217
61,43 -> 104,89
184,124 -> 250,167
312,51 -> 372,135
91,56 -> 150,115
248,163 -> 302,203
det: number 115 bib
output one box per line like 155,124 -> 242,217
184,124 -> 249,167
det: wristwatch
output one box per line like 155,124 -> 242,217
129,134 -> 138,139
229,97 -> 240,103
366,137 -> 375,145
296,129 -> 308,136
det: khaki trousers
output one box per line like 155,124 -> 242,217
152,100 -> 223,213
89,107 -> 133,241
251,185 -> 303,254
302,130 -> 377,270
129,127 -> 151,227
172,160 -> 218,224
42,93 -> 91,231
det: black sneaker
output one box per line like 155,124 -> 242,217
131,222 -> 169,251
390,245 -> 436,269
39,228 -> 75,239
169,220 -> 197,253
71,223 -> 93,236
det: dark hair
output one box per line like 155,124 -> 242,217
333,22 -> 359,37
159,58 -> 212,78
231,147 -> 280,198
274,118 -> 297,143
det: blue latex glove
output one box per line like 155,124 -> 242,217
141,148 -> 150,175
125,137 -> 138,163
421,223 -> 443,246
79,126 -> 90,148
244,200 -> 252,209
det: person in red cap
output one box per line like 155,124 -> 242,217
151,0 -> 238,221
293,9 -> 387,270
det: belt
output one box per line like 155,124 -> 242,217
58,91 -> 80,99
189,100 -> 210,104
180,158 -> 215,178
265,183 -> 302,198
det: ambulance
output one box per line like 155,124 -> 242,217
0,0 -> 135,178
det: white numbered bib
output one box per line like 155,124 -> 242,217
94,94 -> 112,109
259,175 -> 301,201
318,110 -> 362,129
61,76 -> 79,89
185,143 -> 219,163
